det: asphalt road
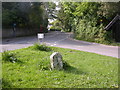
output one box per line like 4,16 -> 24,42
1,31 -> 119,58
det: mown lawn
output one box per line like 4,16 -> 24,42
1,45 -> 119,88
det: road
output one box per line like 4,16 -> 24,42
1,31 -> 119,58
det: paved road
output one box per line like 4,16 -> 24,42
1,31 -> 119,58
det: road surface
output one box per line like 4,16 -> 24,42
1,31 -> 119,58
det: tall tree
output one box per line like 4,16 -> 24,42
2,2 -> 48,31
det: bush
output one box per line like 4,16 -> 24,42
33,43 -> 52,52
37,57 -> 50,71
2,51 -> 17,63
75,19 -> 115,44
75,19 -> 98,41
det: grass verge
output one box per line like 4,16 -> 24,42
1,45 -> 119,88
75,37 -> 120,46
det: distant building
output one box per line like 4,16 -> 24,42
105,14 -> 120,42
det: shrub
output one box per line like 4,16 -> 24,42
33,43 -> 51,52
75,19 -> 98,41
37,57 -> 50,71
2,51 -> 17,63
75,18 -> 114,44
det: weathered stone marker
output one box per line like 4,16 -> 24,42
50,52 -> 63,70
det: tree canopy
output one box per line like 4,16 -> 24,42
2,2 -> 48,32
55,2 -> 120,43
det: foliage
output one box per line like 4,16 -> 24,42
57,2 -> 120,44
75,18 -> 97,41
29,3 -> 43,28
2,51 -> 17,63
2,2 -> 30,28
50,20 -> 62,30
37,57 -> 50,71
2,46 -> 118,88
2,2 -> 48,31
2,9 -> 13,28
46,2 -> 56,17
98,2 -> 120,21
75,19 -> 115,44
33,43 -> 52,52
57,2 -> 75,32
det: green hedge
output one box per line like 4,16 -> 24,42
75,18 -> 114,44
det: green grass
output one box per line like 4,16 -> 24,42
75,37 -> 120,46
1,45 -> 119,88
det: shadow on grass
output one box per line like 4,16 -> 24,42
16,60 -> 24,64
63,61 -> 87,75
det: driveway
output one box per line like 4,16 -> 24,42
1,31 -> 119,58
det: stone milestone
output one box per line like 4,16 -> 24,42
50,52 -> 63,70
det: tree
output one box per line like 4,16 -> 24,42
57,2 -> 120,43
2,2 -> 48,32
57,2 -> 76,32
98,2 -> 120,25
